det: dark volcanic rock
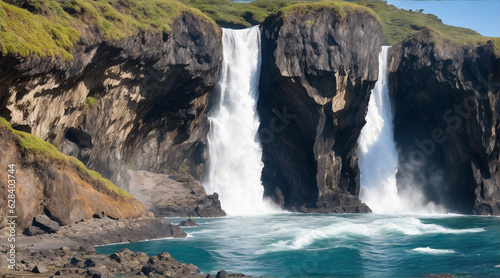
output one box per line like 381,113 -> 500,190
216,270 -> 227,278
389,28 -> 500,215
258,5 -> 381,212
0,9 -> 223,193
179,219 -> 199,227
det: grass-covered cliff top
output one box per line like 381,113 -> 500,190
1,0 -> 498,59
0,0 -> 216,59
273,1 -> 376,21
0,117 -> 132,199
184,0 -> 499,49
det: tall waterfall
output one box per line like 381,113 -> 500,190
204,26 -> 277,215
358,46 -> 402,213
358,46 -> 443,214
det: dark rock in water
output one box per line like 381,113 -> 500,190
389,27 -> 500,215
258,4 -> 380,213
33,215 -> 60,233
32,265 -> 48,274
24,225 -> 47,236
216,270 -> 227,278
179,219 -> 199,227
206,274 -> 216,278
194,192 -> 226,217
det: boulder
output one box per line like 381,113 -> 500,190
33,215 -> 59,233
179,219 -> 199,227
216,270 -> 227,278
24,225 -> 46,236
32,265 -> 48,274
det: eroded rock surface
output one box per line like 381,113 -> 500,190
389,28 -> 500,215
258,5 -> 381,212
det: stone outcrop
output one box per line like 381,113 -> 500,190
129,170 -> 226,217
389,28 -> 500,215
0,121 -> 147,229
258,3 -> 381,212
0,5 -> 223,193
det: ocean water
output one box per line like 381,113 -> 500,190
96,213 -> 500,277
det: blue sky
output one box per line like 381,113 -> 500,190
233,0 -> 500,37
382,0 -> 499,37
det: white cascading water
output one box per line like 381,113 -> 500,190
204,26 -> 278,215
358,46 -> 443,214
358,46 -> 402,213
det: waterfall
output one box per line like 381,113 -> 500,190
358,46 -> 444,214
358,46 -> 402,213
204,26 -> 278,215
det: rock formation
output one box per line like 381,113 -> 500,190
258,3 -> 381,212
0,119 -> 147,229
0,1 -> 222,192
129,170 -> 225,217
0,0 -> 225,217
389,28 -> 500,215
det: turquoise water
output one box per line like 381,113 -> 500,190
96,214 -> 500,277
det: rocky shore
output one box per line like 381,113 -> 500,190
0,217 -> 248,278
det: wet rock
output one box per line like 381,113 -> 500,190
216,270 -> 227,278
179,219 -> 199,227
389,28 -> 500,215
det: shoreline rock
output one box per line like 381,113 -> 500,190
129,170 -> 226,218
1,217 -> 186,250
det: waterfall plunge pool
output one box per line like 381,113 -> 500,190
96,213 -> 500,277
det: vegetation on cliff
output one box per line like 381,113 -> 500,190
0,117 -> 132,199
355,0 -> 499,47
184,0 -> 498,50
0,0 -> 216,59
1,0 -> 497,59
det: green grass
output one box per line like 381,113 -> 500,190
182,0 -> 498,52
179,0 -> 293,27
0,117 -> 132,199
276,1 -> 375,20
354,0 -> 498,48
0,0 -> 217,59
1,0 -> 498,58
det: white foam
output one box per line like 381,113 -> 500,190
411,247 -> 456,255
256,217 -> 484,253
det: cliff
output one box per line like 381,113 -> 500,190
258,2 -> 381,212
389,28 -> 500,215
0,118 -> 147,229
0,0 -> 226,217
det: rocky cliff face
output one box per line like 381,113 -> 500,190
258,4 -> 381,212
0,10 -> 222,195
389,28 -> 500,215
0,120 -> 147,229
